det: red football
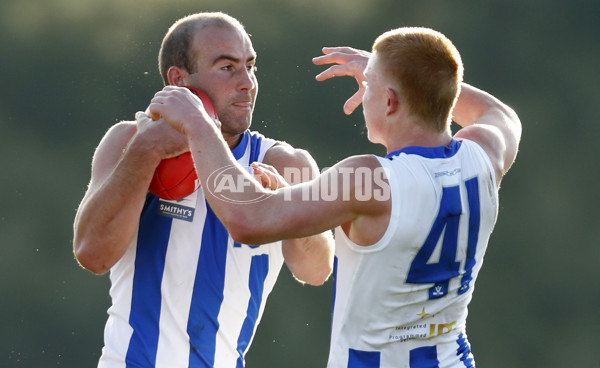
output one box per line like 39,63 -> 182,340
148,86 -> 218,200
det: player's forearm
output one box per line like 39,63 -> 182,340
73,141 -> 160,274
452,83 -> 518,130
283,231 -> 334,286
186,120 -> 274,237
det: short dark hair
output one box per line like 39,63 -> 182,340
158,12 -> 246,85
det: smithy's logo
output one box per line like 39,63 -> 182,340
157,201 -> 195,222
206,164 -> 273,204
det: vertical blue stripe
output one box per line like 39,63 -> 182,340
456,333 -> 475,367
459,177 -> 481,295
126,195 -> 173,367
247,132 -> 263,163
348,348 -> 380,368
409,346 -> 439,368
235,254 -> 270,368
231,131 -> 250,160
230,130 -> 262,163
187,204 -> 230,368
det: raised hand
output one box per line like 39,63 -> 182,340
145,86 -> 220,135
312,47 -> 371,115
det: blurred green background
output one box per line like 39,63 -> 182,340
1,0 -> 598,367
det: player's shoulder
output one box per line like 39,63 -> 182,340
87,121 -> 138,186
336,154 -> 383,170
454,126 -> 505,180
93,121 -> 137,164
263,140 -> 316,168
101,121 -> 137,144
104,120 -> 137,141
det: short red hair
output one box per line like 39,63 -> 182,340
373,27 -> 463,132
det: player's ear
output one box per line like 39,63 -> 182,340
385,87 -> 399,115
167,66 -> 188,86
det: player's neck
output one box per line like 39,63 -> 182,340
384,120 -> 452,154
222,132 -> 244,150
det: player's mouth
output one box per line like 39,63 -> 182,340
231,100 -> 253,110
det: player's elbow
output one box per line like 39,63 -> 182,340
302,266 -> 333,286
73,239 -> 111,275
223,205 -> 286,245
491,101 -> 522,139
297,253 -> 334,286
228,228 -> 269,246
225,216 -> 267,245
288,262 -> 332,286
506,106 -> 522,140
285,236 -> 335,286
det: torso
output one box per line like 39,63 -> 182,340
328,139 -> 498,368
99,130 -> 284,368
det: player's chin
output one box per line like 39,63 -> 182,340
229,107 -> 251,120
224,105 -> 252,118
221,115 -> 252,135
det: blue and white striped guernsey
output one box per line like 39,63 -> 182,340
328,139 -> 498,368
99,130 -> 284,368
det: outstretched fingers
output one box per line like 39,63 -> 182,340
312,47 -> 369,64
313,47 -> 370,115
343,90 -> 364,116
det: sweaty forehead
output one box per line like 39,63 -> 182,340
192,25 -> 256,63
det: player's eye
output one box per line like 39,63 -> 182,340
247,64 -> 257,73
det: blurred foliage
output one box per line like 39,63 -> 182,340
1,0 -> 598,367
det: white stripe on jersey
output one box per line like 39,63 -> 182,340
155,196 -> 208,367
